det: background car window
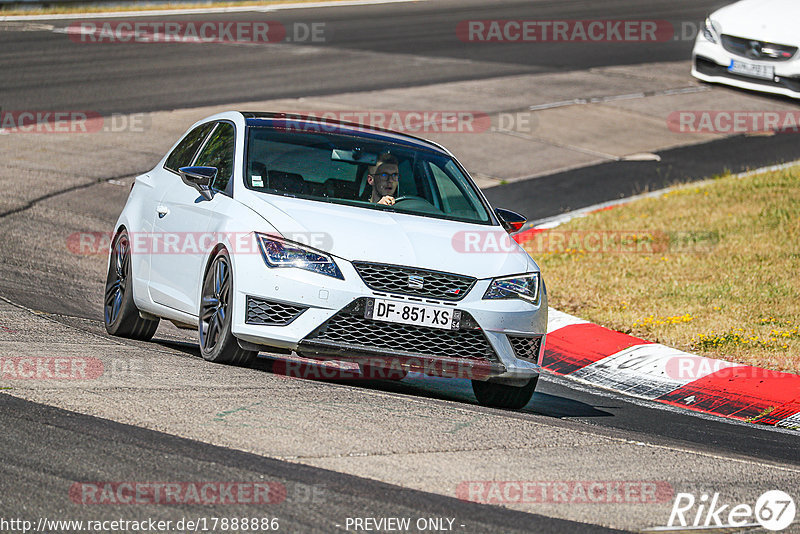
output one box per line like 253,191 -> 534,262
194,122 -> 235,192
164,123 -> 214,172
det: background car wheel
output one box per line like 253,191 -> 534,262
472,376 -> 538,410
104,229 -> 159,340
199,249 -> 256,365
359,363 -> 408,380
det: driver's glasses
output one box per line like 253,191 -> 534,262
371,172 -> 399,181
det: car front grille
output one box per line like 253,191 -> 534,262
245,296 -> 307,326
721,35 -> 797,62
694,55 -> 800,93
302,298 -> 496,361
352,262 -> 476,301
508,335 -> 543,363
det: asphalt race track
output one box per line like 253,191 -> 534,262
2,0 -> 729,115
1,0 -> 799,532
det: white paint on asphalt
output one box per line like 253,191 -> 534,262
527,85 -> 711,111
495,128 -> 622,161
0,0 -> 422,21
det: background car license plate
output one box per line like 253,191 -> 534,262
365,298 -> 461,330
728,60 -> 775,80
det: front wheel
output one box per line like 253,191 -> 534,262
199,249 -> 256,365
472,376 -> 538,410
104,229 -> 159,340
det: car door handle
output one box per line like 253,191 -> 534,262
156,206 -> 169,218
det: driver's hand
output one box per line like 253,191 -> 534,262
378,196 -> 395,206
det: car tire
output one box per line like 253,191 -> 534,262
199,249 -> 256,365
472,376 -> 538,410
104,229 -> 160,340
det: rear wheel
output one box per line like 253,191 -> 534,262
104,229 -> 159,340
199,249 -> 256,365
472,376 -> 538,410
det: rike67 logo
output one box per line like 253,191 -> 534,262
666,490 -> 796,531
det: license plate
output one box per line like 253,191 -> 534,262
728,60 -> 775,80
365,298 -> 461,330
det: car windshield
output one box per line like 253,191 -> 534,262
245,127 -> 492,224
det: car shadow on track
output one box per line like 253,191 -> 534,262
153,338 -> 612,419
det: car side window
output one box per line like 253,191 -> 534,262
164,123 -> 214,172
194,122 -> 235,193
428,161 -> 487,221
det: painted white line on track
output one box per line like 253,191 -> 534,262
0,0 -> 421,21
527,85 -> 710,111
495,128 -> 621,161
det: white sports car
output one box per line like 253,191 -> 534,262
692,0 -> 800,99
105,111 -> 547,409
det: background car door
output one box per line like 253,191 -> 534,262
148,121 -> 236,315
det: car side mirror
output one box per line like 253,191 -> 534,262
179,166 -> 217,200
495,208 -> 527,233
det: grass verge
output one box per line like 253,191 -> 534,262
520,165 -> 800,374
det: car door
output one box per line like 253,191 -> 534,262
148,121 -> 235,315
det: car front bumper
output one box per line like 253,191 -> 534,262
229,254 -> 547,383
692,36 -> 800,99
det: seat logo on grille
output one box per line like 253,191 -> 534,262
407,275 -> 424,289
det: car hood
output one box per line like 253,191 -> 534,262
241,192 -> 536,279
711,0 -> 800,45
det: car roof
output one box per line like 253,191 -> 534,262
240,111 -> 449,154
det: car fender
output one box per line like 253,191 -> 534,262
196,194 -> 282,319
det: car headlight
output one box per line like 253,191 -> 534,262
483,273 -> 540,304
702,17 -> 720,44
256,233 -> 343,279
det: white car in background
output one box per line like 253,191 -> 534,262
692,0 -> 800,99
104,111 -> 547,409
